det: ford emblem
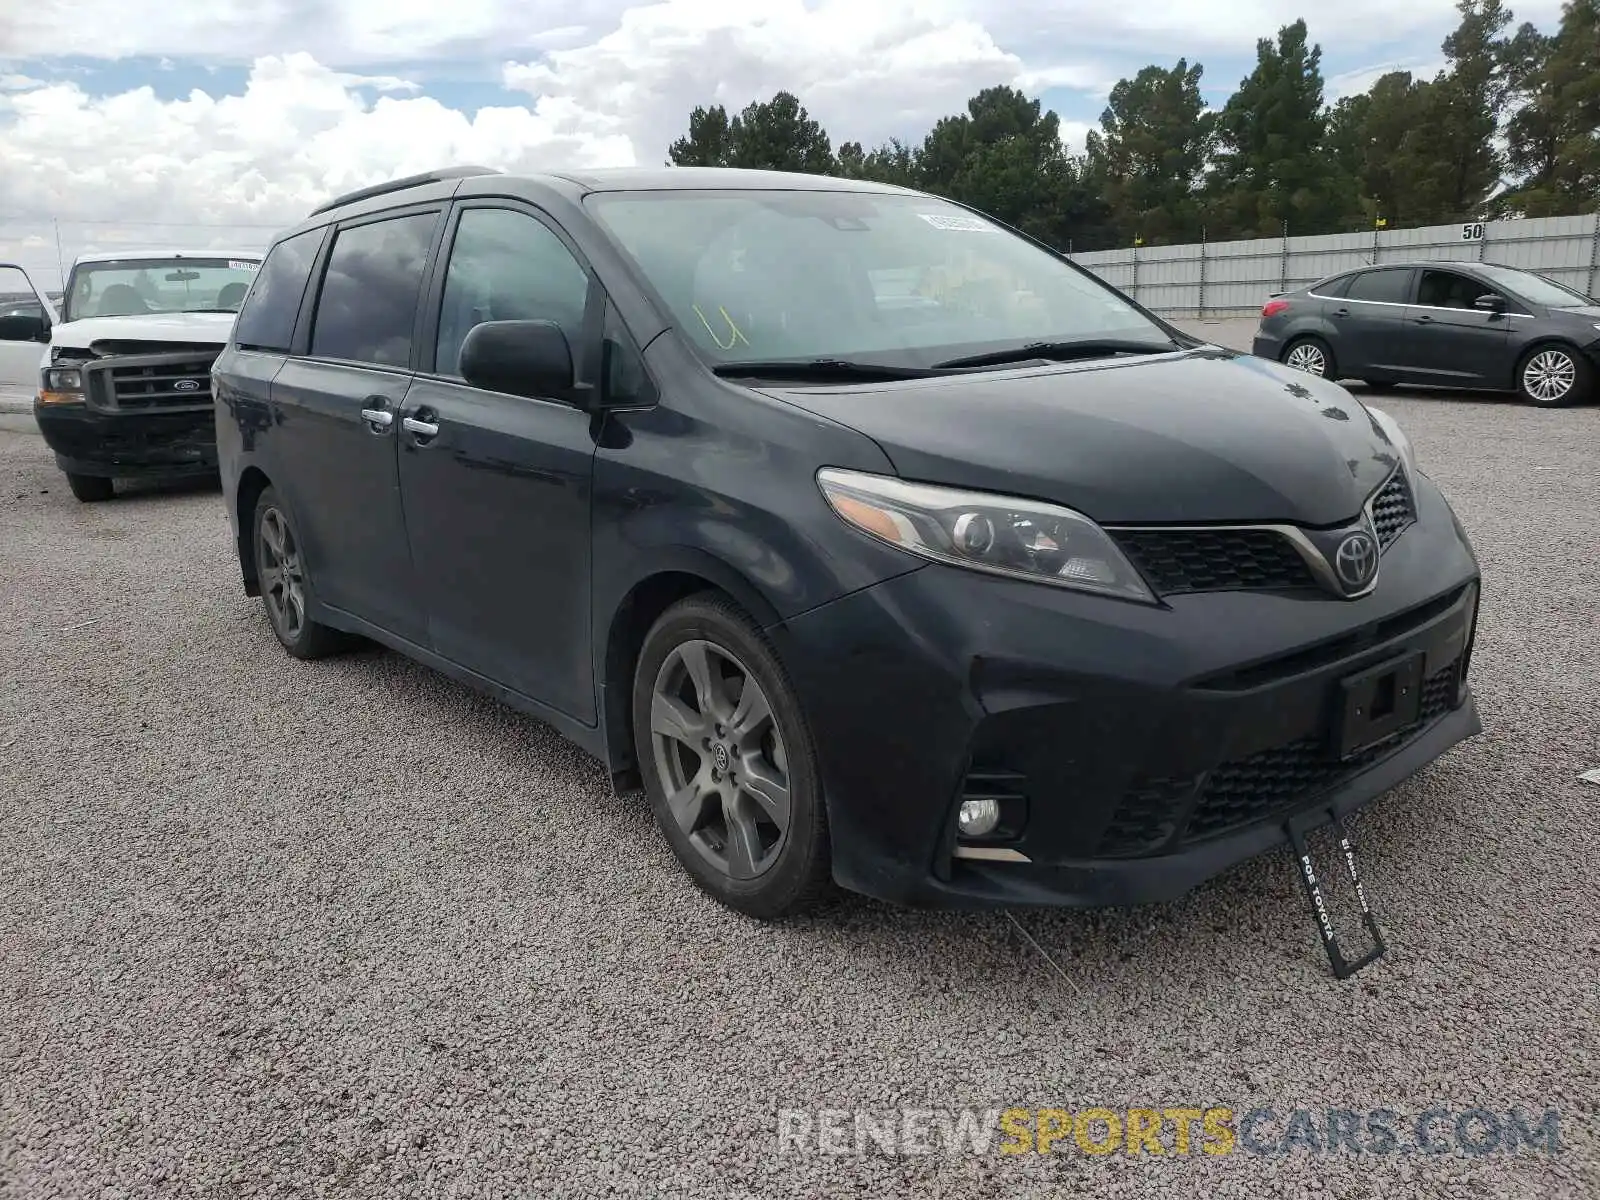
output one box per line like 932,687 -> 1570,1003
174,379 -> 201,392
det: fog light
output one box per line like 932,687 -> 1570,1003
957,797 -> 1001,837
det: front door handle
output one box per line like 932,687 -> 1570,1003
359,397 -> 394,434
1414,314 -> 1433,324
402,416 -> 440,438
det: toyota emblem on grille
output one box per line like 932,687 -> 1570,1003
1334,531 -> 1378,590
174,379 -> 201,391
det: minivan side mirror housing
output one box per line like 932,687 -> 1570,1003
0,313 -> 49,342
459,319 -> 577,403
1473,293 -> 1506,312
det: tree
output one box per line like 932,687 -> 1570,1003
1500,0 -> 1600,214
1085,60 -> 1214,244
1413,0 -> 1514,221
666,91 -> 834,173
913,86 -> 1089,247
1208,19 -> 1345,237
667,105 -> 735,167
834,138 -> 918,186
1327,70 -> 1441,227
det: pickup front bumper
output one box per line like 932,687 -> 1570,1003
35,400 -> 217,479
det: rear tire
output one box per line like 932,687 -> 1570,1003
66,473 -> 114,503
1516,344 -> 1590,407
1283,336 -> 1336,380
251,486 -> 355,660
632,592 -> 832,920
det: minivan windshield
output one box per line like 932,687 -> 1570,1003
63,257 -> 261,322
1474,264 -> 1595,309
586,189 -> 1170,367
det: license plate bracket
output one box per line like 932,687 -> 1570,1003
1333,650 -> 1424,760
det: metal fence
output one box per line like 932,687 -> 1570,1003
1069,212 -> 1600,318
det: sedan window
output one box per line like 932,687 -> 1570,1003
1417,270 -> 1495,310
1345,269 -> 1413,305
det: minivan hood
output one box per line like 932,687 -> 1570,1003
762,348 -> 1401,526
51,311 -> 237,350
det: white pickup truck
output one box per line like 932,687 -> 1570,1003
0,249 -> 263,501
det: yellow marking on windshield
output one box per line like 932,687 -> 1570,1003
693,303 -> 751,350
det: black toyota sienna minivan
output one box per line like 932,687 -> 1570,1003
213,166 -> 1482,921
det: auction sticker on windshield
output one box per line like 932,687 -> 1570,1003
227,261 -> 259,271
918,213 -> 992,232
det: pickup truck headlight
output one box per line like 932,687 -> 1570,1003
817,467 -> 1156,603
39,366 -> 85,405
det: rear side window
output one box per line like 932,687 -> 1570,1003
1346,269 -> 1412,305
310,212 -> 438,368
1315,274 -> 1353,298
233,229 -> 322,351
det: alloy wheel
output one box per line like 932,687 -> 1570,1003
648,638 -> 792,881
1522,350 -> 1575,404
1285,342 -> 1327,376
258,506 -> 307,641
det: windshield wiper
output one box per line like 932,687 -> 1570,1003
932,338 -> 1181,370
712,358 -> 935,382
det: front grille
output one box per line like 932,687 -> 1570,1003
1098,775 -> 1197,856
1110,527 -> 1316,595
90,352 -> 218,411
1099,664 -> 1458,857
1369,469 -> 1415,549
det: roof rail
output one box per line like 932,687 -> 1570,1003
307,165 -> 502,217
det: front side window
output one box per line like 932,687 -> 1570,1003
63,256 -> 261,322
1474,264 -> 1594,308
1417,270 -> 1494,310
585,189 -> 1166,367
234,229 -> 324,352
1346,269 -> 1413,305
310,212 -> 438,368
434,208 -> 590,377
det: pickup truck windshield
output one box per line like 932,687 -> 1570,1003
585,189 -> 1167,368
63,258 -> 261,322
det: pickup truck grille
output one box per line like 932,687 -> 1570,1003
87,351 -> 219,412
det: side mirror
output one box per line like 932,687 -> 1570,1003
0,313 -> 48,342
459,319 -> 577,402
1473,293 -> 1505,312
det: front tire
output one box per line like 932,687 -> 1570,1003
632,592 -> 832,920
1283,336 -> 1336,379
251,486 -> 354,660
66,473 -> 114,503
1516,345 -> 1590,407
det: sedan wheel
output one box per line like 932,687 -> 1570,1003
633,594 -> 831,918
1284,337 -> 1333,378
1517,347 -> 1586,407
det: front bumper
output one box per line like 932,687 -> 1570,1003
34,400 -> 218,479
775,472 -> 1482,910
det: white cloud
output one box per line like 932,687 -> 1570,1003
1326,59 -> 1446,102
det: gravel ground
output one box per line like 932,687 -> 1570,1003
1,387 -> 1598,1200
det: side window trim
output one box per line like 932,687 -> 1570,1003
416,198 -> 605,389
297,202 -> 447,370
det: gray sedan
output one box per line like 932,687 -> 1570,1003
1252,260 -> 1600,406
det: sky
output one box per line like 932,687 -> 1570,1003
0,0 -> 1570,291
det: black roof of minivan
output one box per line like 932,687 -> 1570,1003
306,164 -> 916,219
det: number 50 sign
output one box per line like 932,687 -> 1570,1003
1461,222 -> 1485,241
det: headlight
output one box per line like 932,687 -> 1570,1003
38,365 -> 85,406
817,467 -> 1156,603
1365,405 -> 1417,477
